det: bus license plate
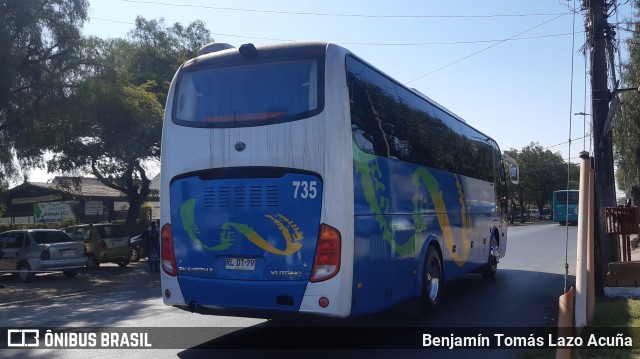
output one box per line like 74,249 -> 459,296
226,257 -> 255,271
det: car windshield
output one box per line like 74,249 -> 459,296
32,231 -> 73,244
97,226 -> 128,238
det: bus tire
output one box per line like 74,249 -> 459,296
482,234 -> 499,279
422,245 -> 443,310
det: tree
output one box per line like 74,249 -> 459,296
505,142 -> 577,222
117,16 -> 213,105
49,78 -> 163,231
521,143 -> 572,213
0,0 -> 89,186
614,0 -> 640,205
47,18 -> 211,230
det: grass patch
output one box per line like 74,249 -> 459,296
516,298 -> 640,359
590,298 -> 640,327
577,297 -> 640,359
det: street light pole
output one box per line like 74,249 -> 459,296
574,112 -> 591,151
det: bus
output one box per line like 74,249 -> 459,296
553,190 -> 579,225
159,42 -> 518,319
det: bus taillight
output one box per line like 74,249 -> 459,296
161,223 -> 177,276
310,224 -> 341,283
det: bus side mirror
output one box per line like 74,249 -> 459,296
501,153 -> 519,185
509,165 -> 519,185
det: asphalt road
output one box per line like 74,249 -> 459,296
0,222 -> 578,359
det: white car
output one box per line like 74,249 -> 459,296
529,209 -> 541,220
0,229 -> 88,282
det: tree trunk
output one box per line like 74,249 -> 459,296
125,196 -> 143,234
519,190 -> 526,223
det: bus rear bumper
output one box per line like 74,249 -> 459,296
176,275 -> 307,312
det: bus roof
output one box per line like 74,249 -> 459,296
186,41 -> 496,148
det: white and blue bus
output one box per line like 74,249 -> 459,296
160,42 -> 518,319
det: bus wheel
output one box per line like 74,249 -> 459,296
422,246 -> 442,308
482,235 -> 499,279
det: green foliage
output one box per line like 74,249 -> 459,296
45,17 -> 210,230
577,298 -> 640,359
505,142 -> 577,220
0,2 -> 212,229
0,0 -> 89,186
614,3 -> 640,204
112,16 -> 213,106
59,216 -> 78,228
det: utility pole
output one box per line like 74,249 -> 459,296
588,0 -> 618,296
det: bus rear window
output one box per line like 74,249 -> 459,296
556,192 -> 579,202
173,59 -> 323,127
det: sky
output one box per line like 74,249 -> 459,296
24,0 -> 636,185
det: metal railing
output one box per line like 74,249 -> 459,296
605,207 -> 639,261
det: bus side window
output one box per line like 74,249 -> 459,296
347,63 -> 392,158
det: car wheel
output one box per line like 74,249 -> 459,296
422,245 -> 442,311
482,235 -> 499,279
130,248 -> 140,262
86,254 -> 100,270
118,260 -> 129,268
18,263 -> 35,283
63,269 -> 78,279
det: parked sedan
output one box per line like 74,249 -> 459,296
0,229 -> 87,282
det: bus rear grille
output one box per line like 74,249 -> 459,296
202,185 -> 279,208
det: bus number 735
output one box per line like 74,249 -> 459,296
293,181 -> 317,199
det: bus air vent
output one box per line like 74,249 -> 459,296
202,185 -> 279,208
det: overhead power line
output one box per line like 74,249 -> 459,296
117,0 -> 570,19
406,13 -> 569,83
339,32 -> 580,46
89,17 -> 134,25
89,16 -> 579,46
544,134 -> 590,150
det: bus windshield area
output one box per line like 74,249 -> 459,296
173,59 -> 322,127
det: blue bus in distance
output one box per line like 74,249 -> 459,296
553,190 -> 579,225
